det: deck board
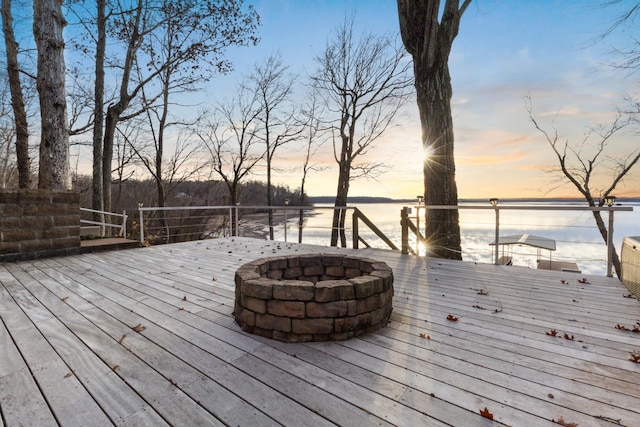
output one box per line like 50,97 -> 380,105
1,237 -> 640,426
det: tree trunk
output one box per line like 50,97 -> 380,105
102,107 -> 118,211
34,0 -> 69,190
415,60 -> 461,259
101,0 -> 142,213
266,156 -> 274,240
331,159 -> 350,247
229,184 -> 238,236
397,0 -> 469,260
298,174 -> 306,244
92,0 -> 106,231
590,209 -> 622,277
2,0 -> 30,189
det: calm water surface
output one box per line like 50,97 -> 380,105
274,200 -> 640,276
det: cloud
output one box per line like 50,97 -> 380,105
457,150 -> 528,166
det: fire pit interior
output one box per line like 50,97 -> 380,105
234,253 -> 394,342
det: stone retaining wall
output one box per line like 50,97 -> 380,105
234,253 -> 394,342
0,190 -> 80,261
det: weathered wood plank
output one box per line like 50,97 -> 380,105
0,266 -> 113,427
2,237 -> 639,427
0,314 -> 56,427
40,255 -> 345,425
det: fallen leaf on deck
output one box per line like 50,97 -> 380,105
477,289 -> 489,296
446,314 -> 459,321
182,295 -> 187,301
60,296 -> 69,302
212,276 -> 217,281
546,329 -> 559,337
563,333 -> 574,340
118,334 -> 126,344
132,324 -> 146,332
169,378 -> 177,386
553,415 -> 578,426
63,371 -> 75,378
629,351 -> 640,363
479,407 -> 493,420
112,365 -> 120,371
560,279 -> 568,284
578,278 -> 590,284
615,324 -> 630,331
419,333 -> 430,339
472,304 -> 486,310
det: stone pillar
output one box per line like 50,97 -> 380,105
0,190 -> 80,261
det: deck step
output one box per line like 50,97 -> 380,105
80,237 -> 139,253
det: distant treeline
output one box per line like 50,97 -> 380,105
72,176 -> 308,212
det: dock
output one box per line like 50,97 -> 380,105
1,237 -> 640,426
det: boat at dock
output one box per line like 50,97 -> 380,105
489,233 -> 581,273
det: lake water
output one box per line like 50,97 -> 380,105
274,200 -> 640,276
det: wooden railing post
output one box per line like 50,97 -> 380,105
607,209 -> 614,277
401,207 -> 409,254
352,209 -> 359,249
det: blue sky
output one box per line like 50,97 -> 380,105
62,0 -> 639,199
203,0 -> 639,199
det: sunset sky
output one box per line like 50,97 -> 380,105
205,0 -> 640,200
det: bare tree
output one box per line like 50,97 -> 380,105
297,92 -> 328,243
596,1 -> 640,71
75,0 -> 260,213
526,96 -> 639,278
312,17 -> 413,247
34,0 -> 69,190
250,53 -> 303,239
2,0 -> 31,188
397,0 -> 472,259
92,0 -> 107,224
0,74 -> 16,187
198,87 -> 265,235
112,122 -> 140,211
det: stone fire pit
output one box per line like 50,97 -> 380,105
234,253 -> 394,342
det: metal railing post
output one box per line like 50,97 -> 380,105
283,208 -> 288,242
416,205 -> 420,255
494,207 -> 500,265
607,209 -> 614,277
139,209 -> 144,243
234,205 -> 239,237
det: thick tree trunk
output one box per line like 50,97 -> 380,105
34,0 -> 69,190
2,0 -> 30,189
414,61 -> 461,259
92,0 -> 106,230
397,0 -> 469,260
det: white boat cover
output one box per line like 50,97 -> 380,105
489,234 -> 556,251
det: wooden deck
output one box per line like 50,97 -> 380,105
1,237 -> 640,426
